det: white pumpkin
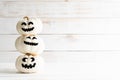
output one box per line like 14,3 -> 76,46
16,16 -> 43,35
16,54 -> 44,73
15,35 -> 45,55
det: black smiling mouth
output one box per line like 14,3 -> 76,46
22,63 -> 36,69
22,27 -> 34,32
24,41 -> 38,46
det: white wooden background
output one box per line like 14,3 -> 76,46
1,0 -> 120,79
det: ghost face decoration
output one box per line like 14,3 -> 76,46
16,55 -> 44,73
15,35 -> 45,55
16,17 -> 43,35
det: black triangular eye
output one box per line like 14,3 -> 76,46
28,22 -> 33,25
31,57 -> 35,62
22,57 -> 28,62
26,36 -> 31,39
32,37 -> 37,40
21,22 -> 27,25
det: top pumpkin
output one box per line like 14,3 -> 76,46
16,16 -> 43,35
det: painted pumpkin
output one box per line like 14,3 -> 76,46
16,54 -> 44,73
16,16 -> 43,35
15,35 -> 45,55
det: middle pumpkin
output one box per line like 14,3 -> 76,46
15,35 -> 45,55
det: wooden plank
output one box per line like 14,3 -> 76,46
0,2 -> 120,18
0,52 -> 96,63
0,2 -> 88,18
0,0 -> 66,1
1,18 -> 120,34
68,0 -> 120,2
1,51 -> 120,79
1,51 -> 120,63
0,63 -> 96,80
1,35 -> 120,51
0,0 -> 120,2
0,0 -> 103,2
0,0 -> 76,2
0,0 -> 92,2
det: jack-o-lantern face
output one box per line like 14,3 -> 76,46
15,35 -> 45,55
23,36 -> 39,46
16,55 -> 44,73
21,57 -> 36,69
16,17 -> 43,35
21,21 -> 34,32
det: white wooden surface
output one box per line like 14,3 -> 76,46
1,18 -> 120,34
1,51 -> 120,80
0,0 -> 120,79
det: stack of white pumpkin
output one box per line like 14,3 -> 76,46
15,16 -> 45,73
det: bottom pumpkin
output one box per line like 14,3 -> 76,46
15,54 -> 44,73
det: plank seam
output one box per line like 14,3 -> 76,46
1,50 -> 120,52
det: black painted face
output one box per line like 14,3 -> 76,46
24,36 -> 38,46
21,57 -> 36,69
21,21 -> 34,32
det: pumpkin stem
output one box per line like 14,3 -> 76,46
26,53 -> 38,56
26,53 -> 31,56
23,16 -> 29,20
